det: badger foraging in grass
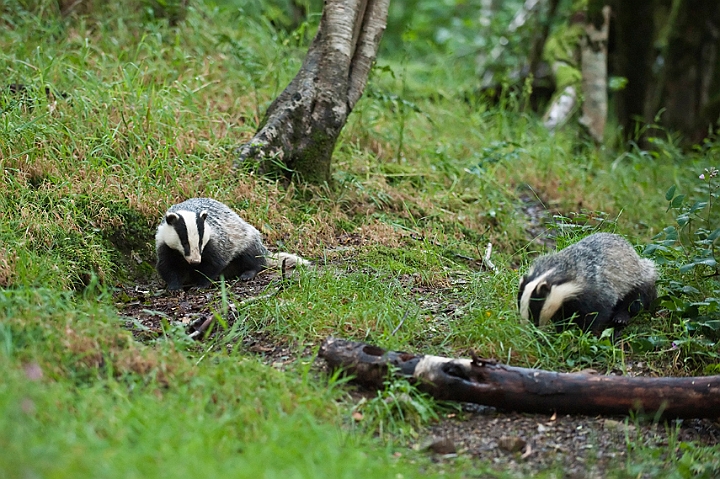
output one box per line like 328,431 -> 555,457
155,198 -> 309,290
518,233 -> 657,334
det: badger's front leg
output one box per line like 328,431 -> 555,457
156,245 -> 190,290
192,243 -> 228,287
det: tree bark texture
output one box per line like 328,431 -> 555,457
579,5 -> 610,142
654,0 -> 720,142
319,337 -> 720,419
235,0 -> 389,184
611,0 -> 720,142
612,0 -> 654,136
543,85 -> 577,130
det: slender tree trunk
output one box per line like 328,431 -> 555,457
235,0 -> 389,184
655,0 -> 720,142
613,0 -> 655,137
579,4 -> 610,142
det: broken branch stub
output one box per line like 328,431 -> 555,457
318,337 -> 720,419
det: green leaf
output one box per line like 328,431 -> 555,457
661,225 -> 679,240
670,194 -> 686,208
608,76 -> 628,91
695,257 -> 717,267
629,338 -> 656,353
665,185 -> 677,201
681,285 -> 701,295
700,320 -> 720,331
642,244 -> 659,255
679,263 -> 697,273
688,200 -> 708,213
676,213 -> 690,227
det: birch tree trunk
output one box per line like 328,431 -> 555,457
543,85 -> 577,130
579,5 -> 610,142
235,0 -> 390,184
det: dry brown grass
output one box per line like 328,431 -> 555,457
0,247 -> 16,287
62,321 -> 180,387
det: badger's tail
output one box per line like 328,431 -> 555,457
267,252 -> 311,270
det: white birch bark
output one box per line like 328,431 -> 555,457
543,85 -> 577,130
579,5 -> 611,142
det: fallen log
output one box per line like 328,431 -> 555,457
318,337 -> 720,419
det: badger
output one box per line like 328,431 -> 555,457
518,233 -> 657,334
155,198 -> 309,290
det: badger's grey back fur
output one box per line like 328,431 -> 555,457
155,198 -> 308,290
518,233 -> 657,334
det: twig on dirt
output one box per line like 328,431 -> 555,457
521,443 -> 533,459
456,243 -> 498,272
187,284 -> 285,340
281,257 -> 288,281
188,315 -> 215,339
483,242 -> 498,273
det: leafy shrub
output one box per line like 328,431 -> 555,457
644,167 -> 720,370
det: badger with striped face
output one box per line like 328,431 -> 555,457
518,233 -> 657,334
155,198 -> 308,290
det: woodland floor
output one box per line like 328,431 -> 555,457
116,271 -> 720,477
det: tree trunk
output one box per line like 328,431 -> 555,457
655,0 -> 720,142
319,337 -> 720,419
612,0 -> 655,137
235,0 -> 389,184
543,85 -> 577,130
579,4 -> 610,142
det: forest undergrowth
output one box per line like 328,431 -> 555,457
1,1 -> 719,477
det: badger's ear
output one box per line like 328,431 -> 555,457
199,210 -> 208,221
166,212 -> 179,225
536,281 -> 551,297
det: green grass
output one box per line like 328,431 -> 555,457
2,1 -> 720,477
0,288 -> 463,478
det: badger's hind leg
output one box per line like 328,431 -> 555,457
223,245 -> 267,281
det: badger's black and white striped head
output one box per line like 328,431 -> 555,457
518,266 -> 584,326
156,209 -> 213,264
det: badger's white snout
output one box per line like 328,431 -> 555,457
186,250 -> 202,264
